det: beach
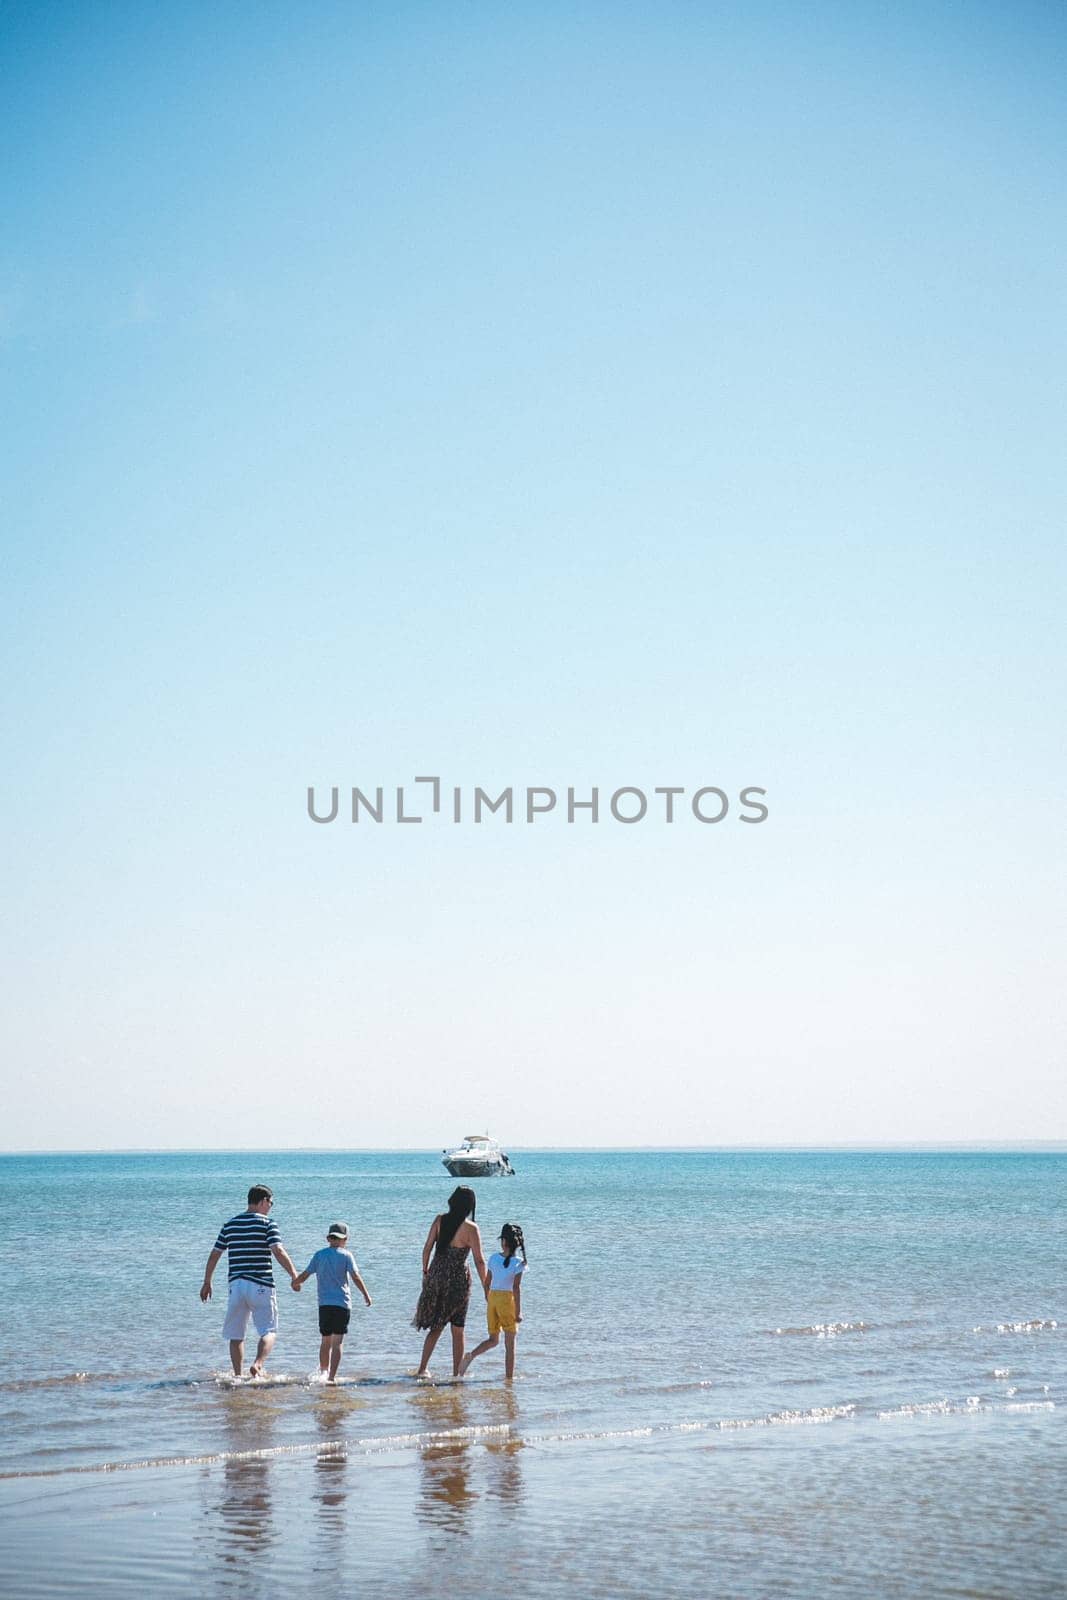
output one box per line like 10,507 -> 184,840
1,1150 -> 1064,1596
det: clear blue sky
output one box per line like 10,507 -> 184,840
3,0 -> 1065,1149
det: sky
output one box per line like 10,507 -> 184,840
2,0 -> 1065,1150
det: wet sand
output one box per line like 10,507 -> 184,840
2,1401 -> 1064,1599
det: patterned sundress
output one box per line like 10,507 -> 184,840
412,1242 -> 472,1330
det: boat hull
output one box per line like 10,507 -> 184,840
442,1156 -> 506,1177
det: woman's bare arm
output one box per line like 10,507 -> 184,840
421,1216 -> 440,1274
468,1224 -> 488,1288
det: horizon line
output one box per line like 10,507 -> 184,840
2,1141 -> 1066,1158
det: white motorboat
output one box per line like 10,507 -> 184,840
441,1134 -> 515,1177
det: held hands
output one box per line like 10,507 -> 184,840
291,1277 -> 302,1292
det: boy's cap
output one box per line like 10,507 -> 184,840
327,1223 -> 348,1239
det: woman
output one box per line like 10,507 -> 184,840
413,1186 -> 487,1378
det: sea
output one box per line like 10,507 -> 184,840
0,1149 -> 1063,1597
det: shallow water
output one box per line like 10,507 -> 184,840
0,1150 -> 1064,1595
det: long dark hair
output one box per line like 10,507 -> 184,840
500,1222 -> 526,1268
437,1186 -> 477,1250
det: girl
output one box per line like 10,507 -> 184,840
413,1186 -> 487,1378
460,1223 -> 526,1380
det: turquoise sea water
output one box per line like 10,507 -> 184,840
0,1150 -> 1063,1596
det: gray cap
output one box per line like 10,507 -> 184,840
327,1222 -> 348,1239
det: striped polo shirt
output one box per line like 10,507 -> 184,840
214,1211 -> 281,1287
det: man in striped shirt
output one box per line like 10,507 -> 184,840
200,1185 -> 301,1377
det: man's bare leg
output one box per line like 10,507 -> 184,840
504,1330 -> 517,1380
328,1336 -> 344,1381
459,1333 -> 498,1375
248,1331 -> 276,1378
318,1335 -> 331,1376
451,1324 -> 466,1377
229,1339 -> 244,1377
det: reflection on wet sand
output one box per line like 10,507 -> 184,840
483,1386 -> 523,1513
195,1372 -> 527,1583
413,1385 -> 477,1532
411,1382 -> 525,1535
310,1386 -> 360,1557
209,1389 -> 283,1571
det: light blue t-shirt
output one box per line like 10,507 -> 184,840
303,1246 -> 358,1308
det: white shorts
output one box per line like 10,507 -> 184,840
222,1279 -> 279,1341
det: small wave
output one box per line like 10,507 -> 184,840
214,1372 -> 299,1388
536,1404 -> 857,1445
0,1423 -> 512,1481
0,1373 -> 125,1394
992,1369 -> 1011,1378
538,1426 -> 657,1443
211,1371 -> 417,1391
717,1403 -> 856,1429
770,1322 -> 870,1338
336,1375 -> 408,1388
877,1397 -> 1056,1421
878,1397 -> 983,1420
973,1320 -> 1058,1335
628,1379 -> 717,1396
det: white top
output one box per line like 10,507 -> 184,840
487,1251 -> 526,1292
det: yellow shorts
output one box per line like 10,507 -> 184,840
487,1290 -> 518,1335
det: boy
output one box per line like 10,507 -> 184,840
293,1223 -> 372,1381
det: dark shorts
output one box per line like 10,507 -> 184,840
318,1305 -> 351,1336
